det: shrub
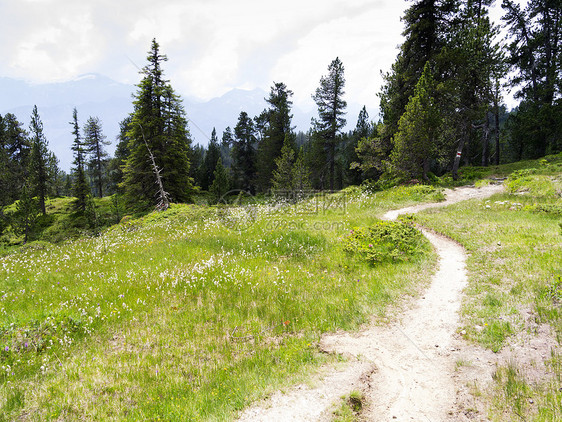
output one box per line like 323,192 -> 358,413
342,220 -> 426,264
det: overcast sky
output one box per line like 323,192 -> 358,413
0,0 -> 516,112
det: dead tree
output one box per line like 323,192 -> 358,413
138,124 -> 170,211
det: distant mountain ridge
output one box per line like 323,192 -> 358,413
0,74 -> 372,171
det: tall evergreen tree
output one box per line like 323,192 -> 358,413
391,63 -> 441,181
379,0 -> 455,144
0,113 -> 29,206
47,152 -> 63,197
502,0 -> 562,157
200,128 -> 221,190
190,144 -> 205,188
209,158 -> 230,204
220,127 -> 234,168
28,106 -> 51,215
377,0 -> 504,180
292,147 -> 312,192
343,107 -> 373,186
231,111 -> 257,192
312,57 -> 347,190
256,82 -> 295,191
446,0 -> 502,177
0,115 -> 10,207
70,108 -> 90,211
13,183 -> 39,244
121,38 -> 194,209
83,116 -> 109,198
271,135 -> 296,192
107,116 -> 132,194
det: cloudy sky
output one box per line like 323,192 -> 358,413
0,0 -> 513,112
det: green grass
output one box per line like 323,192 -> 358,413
0,186 -> 440,421
415,166 -> 562,420
332,390 -> 364,422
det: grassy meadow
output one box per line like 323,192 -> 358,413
2,153 -> 560,421
0,185 -> 440,421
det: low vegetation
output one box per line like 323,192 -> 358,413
332,390 -> 364,422
0,186 -> 440,421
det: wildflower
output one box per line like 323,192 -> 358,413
283,320 -> 290,326
4,346 -> 8,352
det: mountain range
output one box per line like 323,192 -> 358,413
0,74 -> 374,171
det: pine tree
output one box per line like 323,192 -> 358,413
378,0 -> 504,180
47,152 -> 63,197
502,0 -> 562,157
271,135 -> 296,192
0,115 -> 10,207
209,158 -> 230,204
312,57 -> 347,190
200,128 -> 221,190
391,63 -> 441,181
28,106 -> 51,215
379,0 -> 454,143
343,107 -> 372,186
121,38 -> 194,209
1,114 -> 29,204
70,108 -> 90,212
13,183 -> 39,244
446,0 -> 503,178
83,116 -> 109,198
107,116 -> 132,194
292,147 -> 312,193
355,106 -> 372,140
232,111 -> 257,192
84,194 -> 98,232
190,144 -> 205,188
220,127 -> 234,168
353,129 -> 387,182
256,82 -> 295,191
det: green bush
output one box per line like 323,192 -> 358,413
342,220 -> 426,264
506,172 -> 559,198
457,166 -> 487,181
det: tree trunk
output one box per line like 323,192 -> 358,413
494,100 -> 500,165
481,112 -> 490,167
23,219 -> 29,244
452,127 -> 468,180
329,140 -> 335,191
38,181 -> 46,215
423,157 -> 430,182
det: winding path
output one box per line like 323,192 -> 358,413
237,184 -> 503,422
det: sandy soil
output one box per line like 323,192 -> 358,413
236,184 -> 510,422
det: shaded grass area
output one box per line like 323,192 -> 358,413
415,170 -> 562,420
435,152 -> 562,187
0,196 -> 123,247
0,186 -> 438,421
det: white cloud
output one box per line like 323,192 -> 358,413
10,0 -> 519,113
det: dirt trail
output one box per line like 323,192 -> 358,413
237,184 -> 504,422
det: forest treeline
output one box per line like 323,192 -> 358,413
1,0 -> 561,242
